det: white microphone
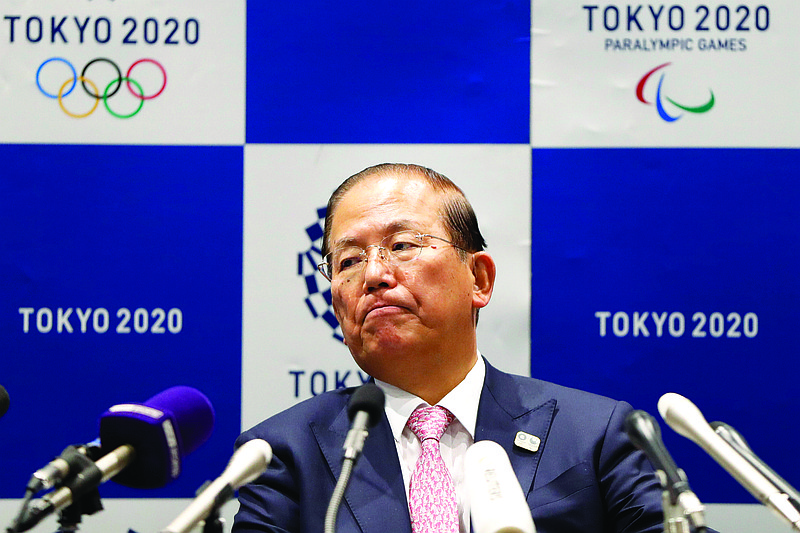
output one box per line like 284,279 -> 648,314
161,439 -> 272,533
465,440 -> 536,533
658,393 -> 800,531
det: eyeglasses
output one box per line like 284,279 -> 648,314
318,230 -> 468,282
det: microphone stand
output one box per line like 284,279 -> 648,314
185,479 -> 233,533
8,445 -> 104,533
661,489 -> 691,533
655,470 -> 707,533
55,446 -> 106,533
201,506 -> 224,533
56,489 -> 104,533
324,458 -> 355,533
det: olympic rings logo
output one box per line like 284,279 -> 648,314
36,57 -> 167,119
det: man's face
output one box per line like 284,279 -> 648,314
328,173 -> 478,382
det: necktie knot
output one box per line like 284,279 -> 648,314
407,405 -> 455,443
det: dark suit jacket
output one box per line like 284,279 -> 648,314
232,360 -> 664,533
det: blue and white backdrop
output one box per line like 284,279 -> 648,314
1,1 -> 798,531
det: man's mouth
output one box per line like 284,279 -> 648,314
364,304 -> 405,320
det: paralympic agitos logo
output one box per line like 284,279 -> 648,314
636,62 -> 714,122
36,57 -> 167,118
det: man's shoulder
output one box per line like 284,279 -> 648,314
486,363 -> 630,415
238,387 -> 355,444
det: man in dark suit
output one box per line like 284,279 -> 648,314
233,163 -> 664,533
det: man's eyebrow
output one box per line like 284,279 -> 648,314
331,220 -> 421,249
385,220 -> 418,233
331,236 -> 359,250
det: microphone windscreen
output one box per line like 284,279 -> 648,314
99,386 -> 215,488
0,385 -> 9,419
346,383 -> 385,427
144,386 -> 215,456
624,410 -> 662,447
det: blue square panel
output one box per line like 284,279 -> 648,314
0,144 -> 243,498
246,1 -> 530,143
531,147 -> 800,503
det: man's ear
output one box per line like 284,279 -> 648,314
471,251 -> 496,310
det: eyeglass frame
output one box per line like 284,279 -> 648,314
317,230 -> 470,282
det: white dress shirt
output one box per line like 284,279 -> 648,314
374,355 -> 486,533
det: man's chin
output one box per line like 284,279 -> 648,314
364,325 -> 415,351
350,333 -> 417,374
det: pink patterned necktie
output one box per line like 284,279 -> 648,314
407,405 -> 459,533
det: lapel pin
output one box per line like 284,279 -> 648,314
514,431 -> 540,453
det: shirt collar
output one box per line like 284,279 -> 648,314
375,354 -> 486,443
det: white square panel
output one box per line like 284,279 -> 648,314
0,0 -> 244,145
532,1 -> 800,147
242,144 -> 532,429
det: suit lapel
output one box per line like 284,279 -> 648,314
311,363 -> 556,531
476,361 -> 557,495
313,399 -> 411,533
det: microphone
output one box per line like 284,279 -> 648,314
465,440 -> 535,533
161,439 -> 272,533
342,382 -> 385,460
624,410 -> 706,532
324,383 -> 385,533
26,440 -> 102,494
98,385 -> 214,488
711,421 -> 800,512
12,445 -> 135,532
659,393 -> 800,531
0,384 -> 9,419
10,386 -> 215,533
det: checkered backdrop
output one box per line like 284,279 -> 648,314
1,1 -> 798,531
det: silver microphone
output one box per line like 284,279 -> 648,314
711,421 -> 800,512
658,393 -> 800,531
12,445 -> 135,532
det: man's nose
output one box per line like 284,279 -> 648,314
362,246 -> 395,290
363,244 -> 386,263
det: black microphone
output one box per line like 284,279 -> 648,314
343,383 -> 385,460
711,421 -> 800,512
324,383 -> 385,533
9,386 -> 215,533
26,440 -> 103,495
12,445 -> 136,532
0,384 -> 9,419
624,409 -> 706,531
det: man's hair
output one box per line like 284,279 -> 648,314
321,163 -> 487,258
